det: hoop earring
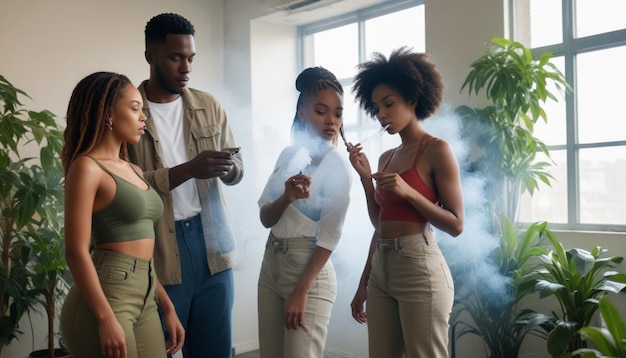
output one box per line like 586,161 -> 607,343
106,118 -> 113,131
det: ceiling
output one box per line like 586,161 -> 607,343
256,0 -> 391,25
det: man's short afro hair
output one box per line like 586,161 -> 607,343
145,13 -> 195,49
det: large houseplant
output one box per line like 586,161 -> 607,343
449,37 -> 570,358
457,37 -> 570,229
519,233 -> 626,357
450,218 -> 553,358
573,297 -> 626,358
28,225 -> 70,358
0,74 -> 67,358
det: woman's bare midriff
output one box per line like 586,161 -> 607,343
378,220 -> 429,239
96,238 -> 155,259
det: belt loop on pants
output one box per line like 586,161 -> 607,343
377,233 -> 433,251
377,237 -> 400,251
268,233 -> 287,254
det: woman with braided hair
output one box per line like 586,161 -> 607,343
257,66 -> 352,358
60,71 -> 184,358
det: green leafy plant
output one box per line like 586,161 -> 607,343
520,232 -> 626,357
457,37 -> 570,228
28,225 -> 70,358
451,218 -> 553,358
450,37 -> 571,358
0,74 -> 66,358
573,297 -> 626,358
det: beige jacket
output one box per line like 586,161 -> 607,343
128,80 -> 243,285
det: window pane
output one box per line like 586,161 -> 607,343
579,146 -> 626,224
342,89 -> 359,127
514,0 -> 562,48
577,46 -> 626,144
519,150 -> 567,223
365,6 -> 425,56
576,0 -> 626,38
533,57 -> 567,146
311,23 -> 359,78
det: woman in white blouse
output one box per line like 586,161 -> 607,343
257,66 -> 351,358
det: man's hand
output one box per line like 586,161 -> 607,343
188,150 -> 235,179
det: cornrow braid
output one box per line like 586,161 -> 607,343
62,72 -> 131,175
291,66 -> 343,140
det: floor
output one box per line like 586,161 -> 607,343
234,350 -> 259,358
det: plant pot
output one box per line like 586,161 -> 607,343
29,348 -> 71,358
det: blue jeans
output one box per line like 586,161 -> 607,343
163,214 -> 234,358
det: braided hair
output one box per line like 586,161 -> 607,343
62,72 -> 131,175
292,66 -> 344,142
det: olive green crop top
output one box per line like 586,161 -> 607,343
88,156 -> 163,245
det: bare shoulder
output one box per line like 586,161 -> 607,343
65,156 -> 105,194
67,156 -> 102,179
377,148 -> 396,168
424,136 -> 457,165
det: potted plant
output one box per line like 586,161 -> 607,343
0,74 -> 67,357
449,37 -> 571,358
456,37 -> 570,229
519,232 -> 626,357
28,225 -> 70,358
450,218 -> 553,358
573,297 -> 626,357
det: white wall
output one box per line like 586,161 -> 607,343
0,1 -> 224,357
2,0 -> 625,357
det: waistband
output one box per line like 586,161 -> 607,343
92,249 -> 153,271
175,213 -> 202,226
266,232 -> 317,251
376,232 -> 435,251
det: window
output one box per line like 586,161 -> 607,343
299,0 -> 425,155
514,0 -> 626,231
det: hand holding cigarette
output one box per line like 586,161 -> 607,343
284,173 -> 311,201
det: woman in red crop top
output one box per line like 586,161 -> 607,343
346,48 -> 464,358
60,72 -> 184,358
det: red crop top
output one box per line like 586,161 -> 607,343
374,137 -> 439,223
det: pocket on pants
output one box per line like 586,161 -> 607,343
398,242 -> 426,260
97,263 -> 133,285
285,249 -> 311,268
441,262 -> 454,290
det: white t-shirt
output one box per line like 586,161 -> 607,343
148,97 -> 202,221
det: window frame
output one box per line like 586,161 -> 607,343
297,0 -> 423,68
296,0 -> 424,143
511,0 -> 626,232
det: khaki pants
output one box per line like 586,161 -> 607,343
60,249 -> 166,358
257,235 -> 336,358
367,232 -> 454,358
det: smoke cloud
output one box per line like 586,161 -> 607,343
425,106 -> 510,298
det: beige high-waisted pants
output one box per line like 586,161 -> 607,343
257,235 -> 337,358
367,232 -> 454,358
60,249 -> 166,358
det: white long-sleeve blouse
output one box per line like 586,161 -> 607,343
258,144 -> 351,251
